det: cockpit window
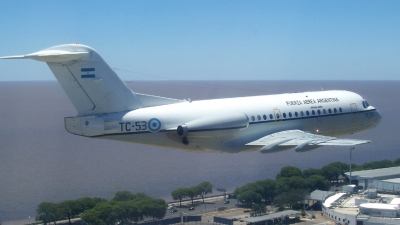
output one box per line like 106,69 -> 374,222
362,101 -> 370,109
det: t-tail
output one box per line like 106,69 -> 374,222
0,43 -> 182,116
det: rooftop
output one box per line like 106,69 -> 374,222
307,190 -> 336,201
323,193 -> 347,208
384,178 -> 400,183
241,210 -> 300,223
360,203 -> 398,210
390,198 -> 400,205
345,166 -> 400,180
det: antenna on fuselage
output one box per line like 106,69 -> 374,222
321,86 -> 325,91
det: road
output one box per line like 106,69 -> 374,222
164,197 -> 242,217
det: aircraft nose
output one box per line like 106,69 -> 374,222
375,110 -> 382,125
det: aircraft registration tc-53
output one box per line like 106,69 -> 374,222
1,44 -> 382,153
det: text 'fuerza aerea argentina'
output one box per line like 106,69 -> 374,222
286,98 -> 340,106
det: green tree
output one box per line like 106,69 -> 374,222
306,175 -> 330,191
36,202 -> 61,225
186,186 -> 198,205
274,189 -> 309,210
138,198 -> 167,220
81,208 -> 105,225
288,176 -> 307,189
236,183 -> 263,194
234,181 -> 278,206
197,181 -> 213,203
117,201 -> 140,223
288,189 -> 309,211
250,204 -> 266,216
276,166 -> 302,179
255,179 -> 276,203
237,189 -> 262,206
113,191 -> 149,202
171,188 -> 187,206
58,200 -> 80,225
329,162 -> 349,170
351,163 -> 362,172
275,178 -> 291,195
86,201 -> 124,225
321,165 -> 342,183
394,158 -> 400,166
360,160 -> 393,170
113,191 -> 136,201
327,162 -> 350,182
273,192 -> 290,209
75,197 -> 106,213
303,168 -> 323,178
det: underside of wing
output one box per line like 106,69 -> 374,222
246,130 -> 371,153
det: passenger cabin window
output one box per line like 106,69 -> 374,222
328,109 -> 332,114
339,107 -> 342,112
276,113 -> 280,119
269,114 -> 273,119
334,108 -> 337,113
289,112 -> 292,118
283,113 -> 286,118
306,111 -> 310,116
323,109 -> 326,114
318,109 -> 321,115
257,115 -> 261,121
312,110 -> 315,115
263,115 -> 267,120
251,116 -> 255,121
295,112 -> 298,117
300,111 -> 304,116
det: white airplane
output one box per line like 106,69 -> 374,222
1,44 -> 382,153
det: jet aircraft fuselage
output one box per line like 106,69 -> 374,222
1,44 -> 381,153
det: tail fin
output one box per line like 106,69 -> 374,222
1,43 -> 182,116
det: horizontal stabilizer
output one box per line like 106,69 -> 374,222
0,50 -> 88,62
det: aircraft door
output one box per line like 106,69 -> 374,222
273,108 -> 282,123
350,103 -> 358,123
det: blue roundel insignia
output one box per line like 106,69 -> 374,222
148,118 -> 161,132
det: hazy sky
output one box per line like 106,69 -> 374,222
0,1 -> 399,81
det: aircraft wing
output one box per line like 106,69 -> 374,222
246,130 -> 371,153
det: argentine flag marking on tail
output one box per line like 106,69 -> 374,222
81,68 -> 95,78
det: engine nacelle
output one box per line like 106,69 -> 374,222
295,141 -> 322,152
177,124 -> 189,137
259,139 -> 295,153
176,113 -> 249,140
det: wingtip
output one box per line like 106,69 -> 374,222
0,55 -> 27,59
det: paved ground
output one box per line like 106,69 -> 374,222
166,196 -> 336,225
165,195 -> 238,217
1,219 -> 31,225
201,209 -> 336,225
3,195 -> 336,225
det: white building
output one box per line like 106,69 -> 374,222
359,203 -> 399,218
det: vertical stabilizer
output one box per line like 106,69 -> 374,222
2,44 -> 144,116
